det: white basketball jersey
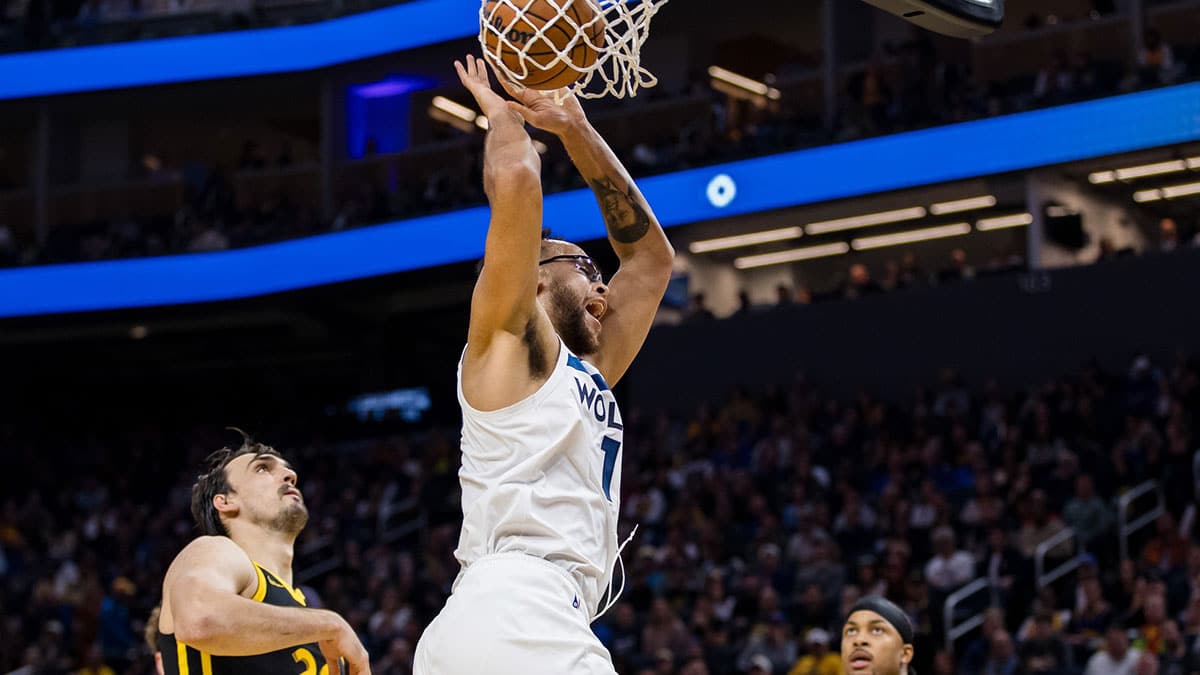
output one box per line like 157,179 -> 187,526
454,339 -> 624,619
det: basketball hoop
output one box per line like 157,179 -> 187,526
480,0 -> 670,100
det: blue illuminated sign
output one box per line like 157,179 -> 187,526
2,83 -> 1199,318
0,0 -> 478,100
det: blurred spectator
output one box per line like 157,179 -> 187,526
1137,29 -> 1180,87
938,248 -> 975,284
960,608 -> 1007,674
847,58 -> 894,135
983,630 -> 1020,675
685,292 -> 716,322
786,627 -> 841,675
1085,624 -> 1141,675
1034,50 -> 1078,105
1016,489 -> 1074,561
1063,474 -> 1114,553
923,526 -> 975,593
1157,218 -> 1181,253
1018,611 -> 1070,674
842,264 -> 882,300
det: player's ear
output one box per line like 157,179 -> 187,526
901,643 -> 914,669
213,493 -> 239,517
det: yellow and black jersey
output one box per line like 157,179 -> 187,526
158,562 -> 329,675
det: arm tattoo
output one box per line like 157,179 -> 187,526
586,176 -> 651,244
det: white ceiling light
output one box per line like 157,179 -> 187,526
851,223 -> 972,250
1134,180 -> 1200,203
431,96 -> 477,123
689,227 -> 803,254
1090,159 -> 1189,184
930,195 -> 997,215
734,242 -> 849,269
805,206 -> 927,235
1186,157 -> 1200,169
1116,160 -> 1187,181
976,213 -> 1033,231
707,65 -> 781,100
1162,181 -> 1200,199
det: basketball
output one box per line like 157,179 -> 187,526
482,0 -> 604,90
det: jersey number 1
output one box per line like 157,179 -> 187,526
601,436 -> 620,501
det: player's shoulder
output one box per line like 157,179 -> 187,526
168,536 -> 255,576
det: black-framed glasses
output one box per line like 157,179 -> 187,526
538,254 -> 604,283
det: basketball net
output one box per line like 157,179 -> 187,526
480,0 -> 670,100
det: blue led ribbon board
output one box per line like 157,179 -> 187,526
0,0 -> 479,100
2,83 -> 1200,317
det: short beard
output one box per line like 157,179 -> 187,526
547,282 -> 599,357
267,502 -> 308,537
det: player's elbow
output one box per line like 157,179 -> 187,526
173,608 -> 221,647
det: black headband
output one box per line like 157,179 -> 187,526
849,596 -> 915,645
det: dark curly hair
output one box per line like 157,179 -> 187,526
189,429 -> 282,537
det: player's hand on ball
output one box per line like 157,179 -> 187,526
318,614 -> 371,675
494,76 -> 587,137
454,54 -> 524,127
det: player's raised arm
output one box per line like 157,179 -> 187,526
162,536 -> 368,672
455,55 -> 546,356
500,82 -> 674,385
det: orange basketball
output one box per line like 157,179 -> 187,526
482,0 -> 605,91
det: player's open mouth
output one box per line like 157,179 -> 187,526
848,650 -> 872,669
584,298 -> 607,321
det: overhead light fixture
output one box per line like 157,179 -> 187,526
734,242 -> 849,269
1163,181 -> 1200,199
708,65 -> 781,100
851,223 -> 972,251
689,227 -> 803,254
1187,157 -> 1200,169
1045,205 -> 1077,218
930,195 -> 997,215
977,213 -> 1033,231
1134,180 -> 1200,203
805,206 -> 927,235
431,96 -> 477,123
1090,159 -> 1189,184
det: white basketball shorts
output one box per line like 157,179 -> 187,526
414,553 -> 617,675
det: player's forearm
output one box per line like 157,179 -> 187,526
174,591 -> 344,655
559,121 -> 672,263
483,116 -> 540,200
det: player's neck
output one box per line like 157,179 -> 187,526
232,529 -> 296,584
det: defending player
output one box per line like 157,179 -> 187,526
158,433 -> 370,675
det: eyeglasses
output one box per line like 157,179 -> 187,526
538,254 -> 604,283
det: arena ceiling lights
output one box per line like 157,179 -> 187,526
929,195 -> 996,215
4,83 -> 1200,318
976,213 -> 1033,231
1088,158 -> 1200,184
1133,181 -> 1200,203
805,207 -> 928,235
688,227 -> 804,254
707,66 -> 781,101
733,243 -> 850,269
851,223 -> 972,250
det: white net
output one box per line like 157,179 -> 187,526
479,0 -> 670,100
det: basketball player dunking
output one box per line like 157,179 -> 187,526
158,434 -> 370,675
414,55 -> 675,674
